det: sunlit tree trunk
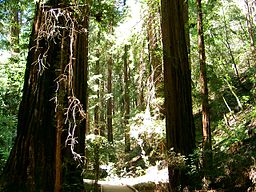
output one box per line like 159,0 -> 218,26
161,0 -> 195,190
197,0 -> 212,178
137,41 -> 146,110
0,1 -> 89,191
146,0 -> 163,100
124,44 -> 131,153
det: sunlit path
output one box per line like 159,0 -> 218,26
84,166 -> 168,191
101,184 -> 136,192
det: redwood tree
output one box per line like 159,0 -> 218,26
124,44 -> 131,153
107,34 -> 113,143
146,0 -> 163,99
0,1 -> 89,191
161,0 -> 195,190
196,0 -> 212,175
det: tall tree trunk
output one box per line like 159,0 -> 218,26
137,41 -> 146,110
94,46 -> 100,135
107,41 -> 113,143
196,0 -> 212,178
100,80 -> 106,136
124,44 -> 131,153
161,0 -> 195,190
0,1 -> 89,191
146,1 -> 163,100
93,30 -> 101,191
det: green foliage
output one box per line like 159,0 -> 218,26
0,0 -> 33,174
167,148 -> 187,170
90,0 -> 125,30
84,134 -> 116,179
0,115 -> 17,173
106,108 -> 166,178
186,136 -> 256,190
86,134 -> 115,164
0,56 -> 25,174
0,0 -> 34,49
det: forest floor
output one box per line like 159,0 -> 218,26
103,166 -> 168,186
101,137 -> 256,192
101,184 -> 136,192
84,165 -> 169,191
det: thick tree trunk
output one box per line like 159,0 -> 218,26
0,1 -> 89,191
161,0 -> 195,190
197,0 -> 212,177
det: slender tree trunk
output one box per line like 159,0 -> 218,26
161,0 -> 195,190
92,30 -> 101,191
137,41 -> 146,110
107,40 -> 113,143
124,44 -> 131,153
94,45 -> 100,135
117,72 -> 124,113
100,81 -> 105,136
0,1 -> 89,191
196,0 -> 212,178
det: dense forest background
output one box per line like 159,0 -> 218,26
0,0 -> 255,191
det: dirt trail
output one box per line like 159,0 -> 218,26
101,184 -> 136,192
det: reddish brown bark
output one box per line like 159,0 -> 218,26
0,1 -> 89,191
161,0 -> 195,190
197,0 -> 212,173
